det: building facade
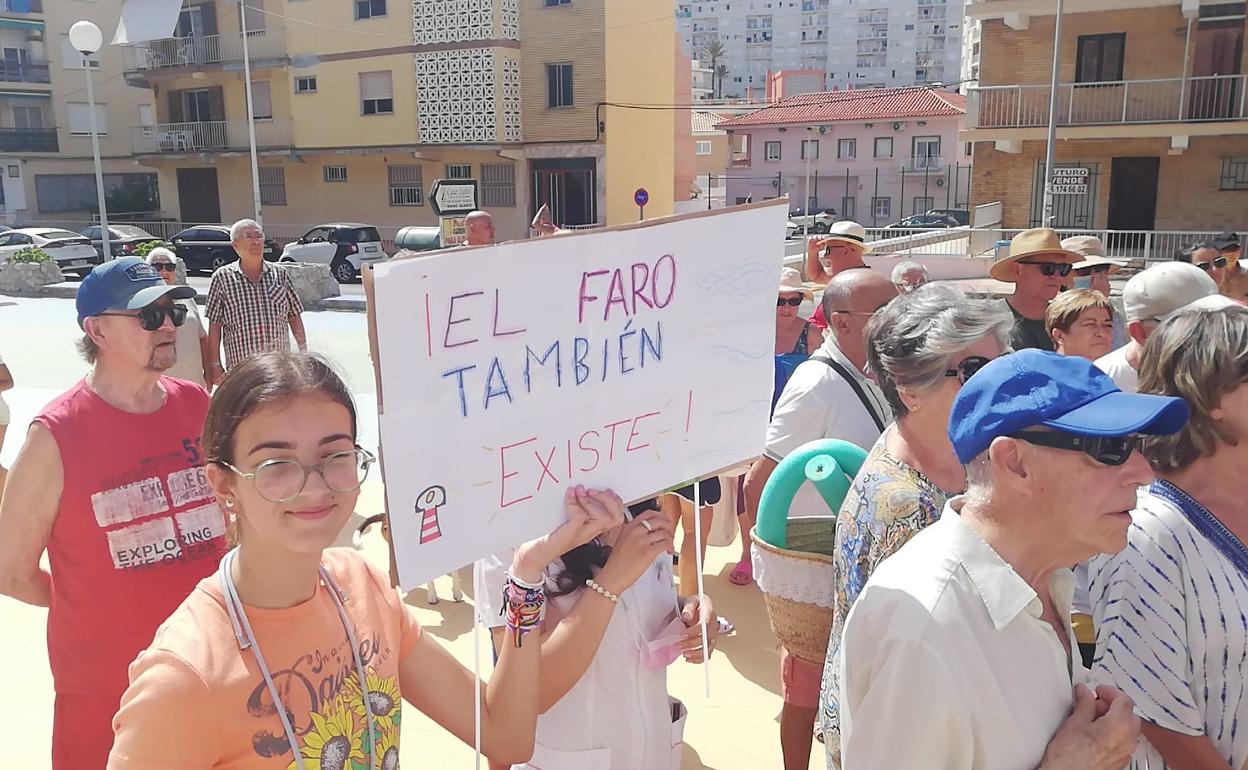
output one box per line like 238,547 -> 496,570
965,0 -> 1248,233
678,0 -> 965,98
719,86 -> 971,225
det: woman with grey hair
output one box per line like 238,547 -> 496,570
1090,302 -> 1248,770
818,282 -> 1013,767
147,247 -> 210,386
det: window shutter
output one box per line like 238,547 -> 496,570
168,91 -> 185,123
359,71 -> 392,101
250,81 -> 272,119
201,2 -> 219,35
208,86 -> 225,121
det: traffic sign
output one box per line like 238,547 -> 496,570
430,179 -> 479,217
634,187 -> 650,208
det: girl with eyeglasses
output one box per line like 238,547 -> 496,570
109,352 -> 625,770
819,284 -> 1014,768
146,248 -> 212,387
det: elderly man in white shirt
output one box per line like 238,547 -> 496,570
836,349 -> 1190,770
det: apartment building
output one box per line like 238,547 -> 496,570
0,0 -> 161,224
965,0 -> 1248,232
678,0 -> 965,97
98,0 -> 676,243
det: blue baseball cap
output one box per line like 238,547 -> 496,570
76,257 -> 196,328
949,349 -> 1189,464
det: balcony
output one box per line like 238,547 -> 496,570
0,127 -> 56,152
123,30 -> 287,74
132,119 -> 292,155
902,155 -> 945,173
969,75 -> 1248,130
0,58 -> 48,84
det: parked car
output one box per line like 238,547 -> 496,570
169,225 -> 279,274
0,228 -> 99,277
80,225 -> 163,260
885,214 -> 960,232
925,208 -> 970,226
788,207 -> 838,234
280,223 -> 389,283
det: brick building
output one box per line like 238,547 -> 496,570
964,0 -> 1248,233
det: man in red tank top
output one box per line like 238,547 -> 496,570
0,258 -> 227,769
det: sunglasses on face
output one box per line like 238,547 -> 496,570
1076,264 -> 1112,276
150,262 -> 176,272
1018,260 -> 1074,277
1196,257 -> 1229,271
1011,430 -> 1140,466
777,296 -> 803,307
944,355 -> 992,384
99,302 -> 188,331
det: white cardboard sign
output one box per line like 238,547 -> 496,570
369,201 -> 789,589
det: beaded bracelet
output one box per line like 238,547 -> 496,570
584,578 -> 619,604
502,574 -> 546,648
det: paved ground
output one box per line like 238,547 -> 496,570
0,297 -> 818,770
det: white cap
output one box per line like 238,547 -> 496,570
1122,261 -> 1219,323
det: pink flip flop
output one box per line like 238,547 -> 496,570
729,558 -> 754,586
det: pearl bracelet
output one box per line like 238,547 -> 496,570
585,579 -> 619,604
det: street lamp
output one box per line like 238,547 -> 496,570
69,20 -> 110,261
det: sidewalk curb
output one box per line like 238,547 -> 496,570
15,283 -> 370,313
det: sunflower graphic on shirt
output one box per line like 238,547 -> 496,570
288,695 -> 365,770
375,721 -> 401,770
342,667 -> 403,731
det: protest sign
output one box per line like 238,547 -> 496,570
367,200 -> 789,589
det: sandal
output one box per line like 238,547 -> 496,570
729,557 -> 754,586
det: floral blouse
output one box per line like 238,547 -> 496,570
819,428 -> 951,768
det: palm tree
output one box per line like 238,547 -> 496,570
701,39 -> 726,98
715,64 -> 730,99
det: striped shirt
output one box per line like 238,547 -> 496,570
1090,481 -> 1248,770
205,261 -> 302,370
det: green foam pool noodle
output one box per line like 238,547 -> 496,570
756,439 -> 868,549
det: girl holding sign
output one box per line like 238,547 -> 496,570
109,352 -> 626,770
476,496 -> 720,770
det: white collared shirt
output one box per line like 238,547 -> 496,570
764,336 -> 891,518
836,498 -> 1085,770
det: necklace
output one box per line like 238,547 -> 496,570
218,548 -> 377,770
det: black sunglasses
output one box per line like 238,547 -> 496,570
777,296 -> 803,307
1018,260 -> 1074,277
1011,430 -> 1140,466
1076,264 -> 1112,276
150,262 -> 176,272
944,355 -> 992,384
1196,257 -> 1229,271
99,303 -> 188,331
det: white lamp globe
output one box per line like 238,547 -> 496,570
68,21 -> 103,55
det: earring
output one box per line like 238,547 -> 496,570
224,498 -> 235,509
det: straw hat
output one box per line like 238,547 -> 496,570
815,221 -> 872,255
779,267 -> 815,301
989,227 -> 1083,282
1060,235 -> 1128,275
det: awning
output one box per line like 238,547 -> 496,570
0,18 -> 44,32
0,90 -> 49,98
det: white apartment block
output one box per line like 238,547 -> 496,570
678,0 -> 965,97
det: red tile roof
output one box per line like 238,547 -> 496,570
716,87 -> 966,129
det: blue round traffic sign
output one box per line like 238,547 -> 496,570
634,187 -> 649,207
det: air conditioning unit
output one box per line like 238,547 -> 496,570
935,178 -> 946,188
893,121 -> 904,131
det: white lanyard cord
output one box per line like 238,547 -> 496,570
218,548 -> 377,770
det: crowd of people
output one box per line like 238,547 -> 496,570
0,213 -> 1246,770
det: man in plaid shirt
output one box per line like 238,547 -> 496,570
205,219 -> 306,386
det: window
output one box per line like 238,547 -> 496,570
764,141 -> 782,161
359,71 -> 393,115
696,140 -> 713,155
138,104 -> 155,127
12,104 -> 43,129
874,136 -> 893,158
800,139 -> 819,160
67,102 -> 109,136
913,196 -> 934,215
838,137 -> 856,158
295,76 -> 317,94
545,0 -> 571,5
259,167 -> 286,205
872,196 -> 891,219
1220,157 -> 1248,190
546,63 -> 574,108
445,163 -> 472,180
841,196 -> 856,219
323,165 -> 348,183
355,0 -> 386,19
35,172 -> 158,213
912,136 -> 941,169
388,164 -> 423,206
59,34 -> 101,69
482,162 -> 516,207
249,81 -> 273,120
1075,33 -> 1125,83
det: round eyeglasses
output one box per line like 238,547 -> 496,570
218,447 -> 376,503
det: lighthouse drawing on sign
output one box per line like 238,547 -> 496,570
416,485 -> 448,544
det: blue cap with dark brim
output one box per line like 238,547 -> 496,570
76,257 -> 196,328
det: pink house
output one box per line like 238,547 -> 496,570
719,88 -> 972,227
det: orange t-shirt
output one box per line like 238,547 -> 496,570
108,548 -> 421,770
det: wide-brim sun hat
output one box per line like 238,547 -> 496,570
778,267 -> 815,301
1060,235 -> 1128,275
815,221 -> 872,255
990,227 -> 1083,283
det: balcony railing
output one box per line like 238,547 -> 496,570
132,119 -> 292,154
0,59 -> 49,84
123,29 -> 286,72
0,127 -> 56,152
902,155 -> 945,173
969,75 -> 1248,129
